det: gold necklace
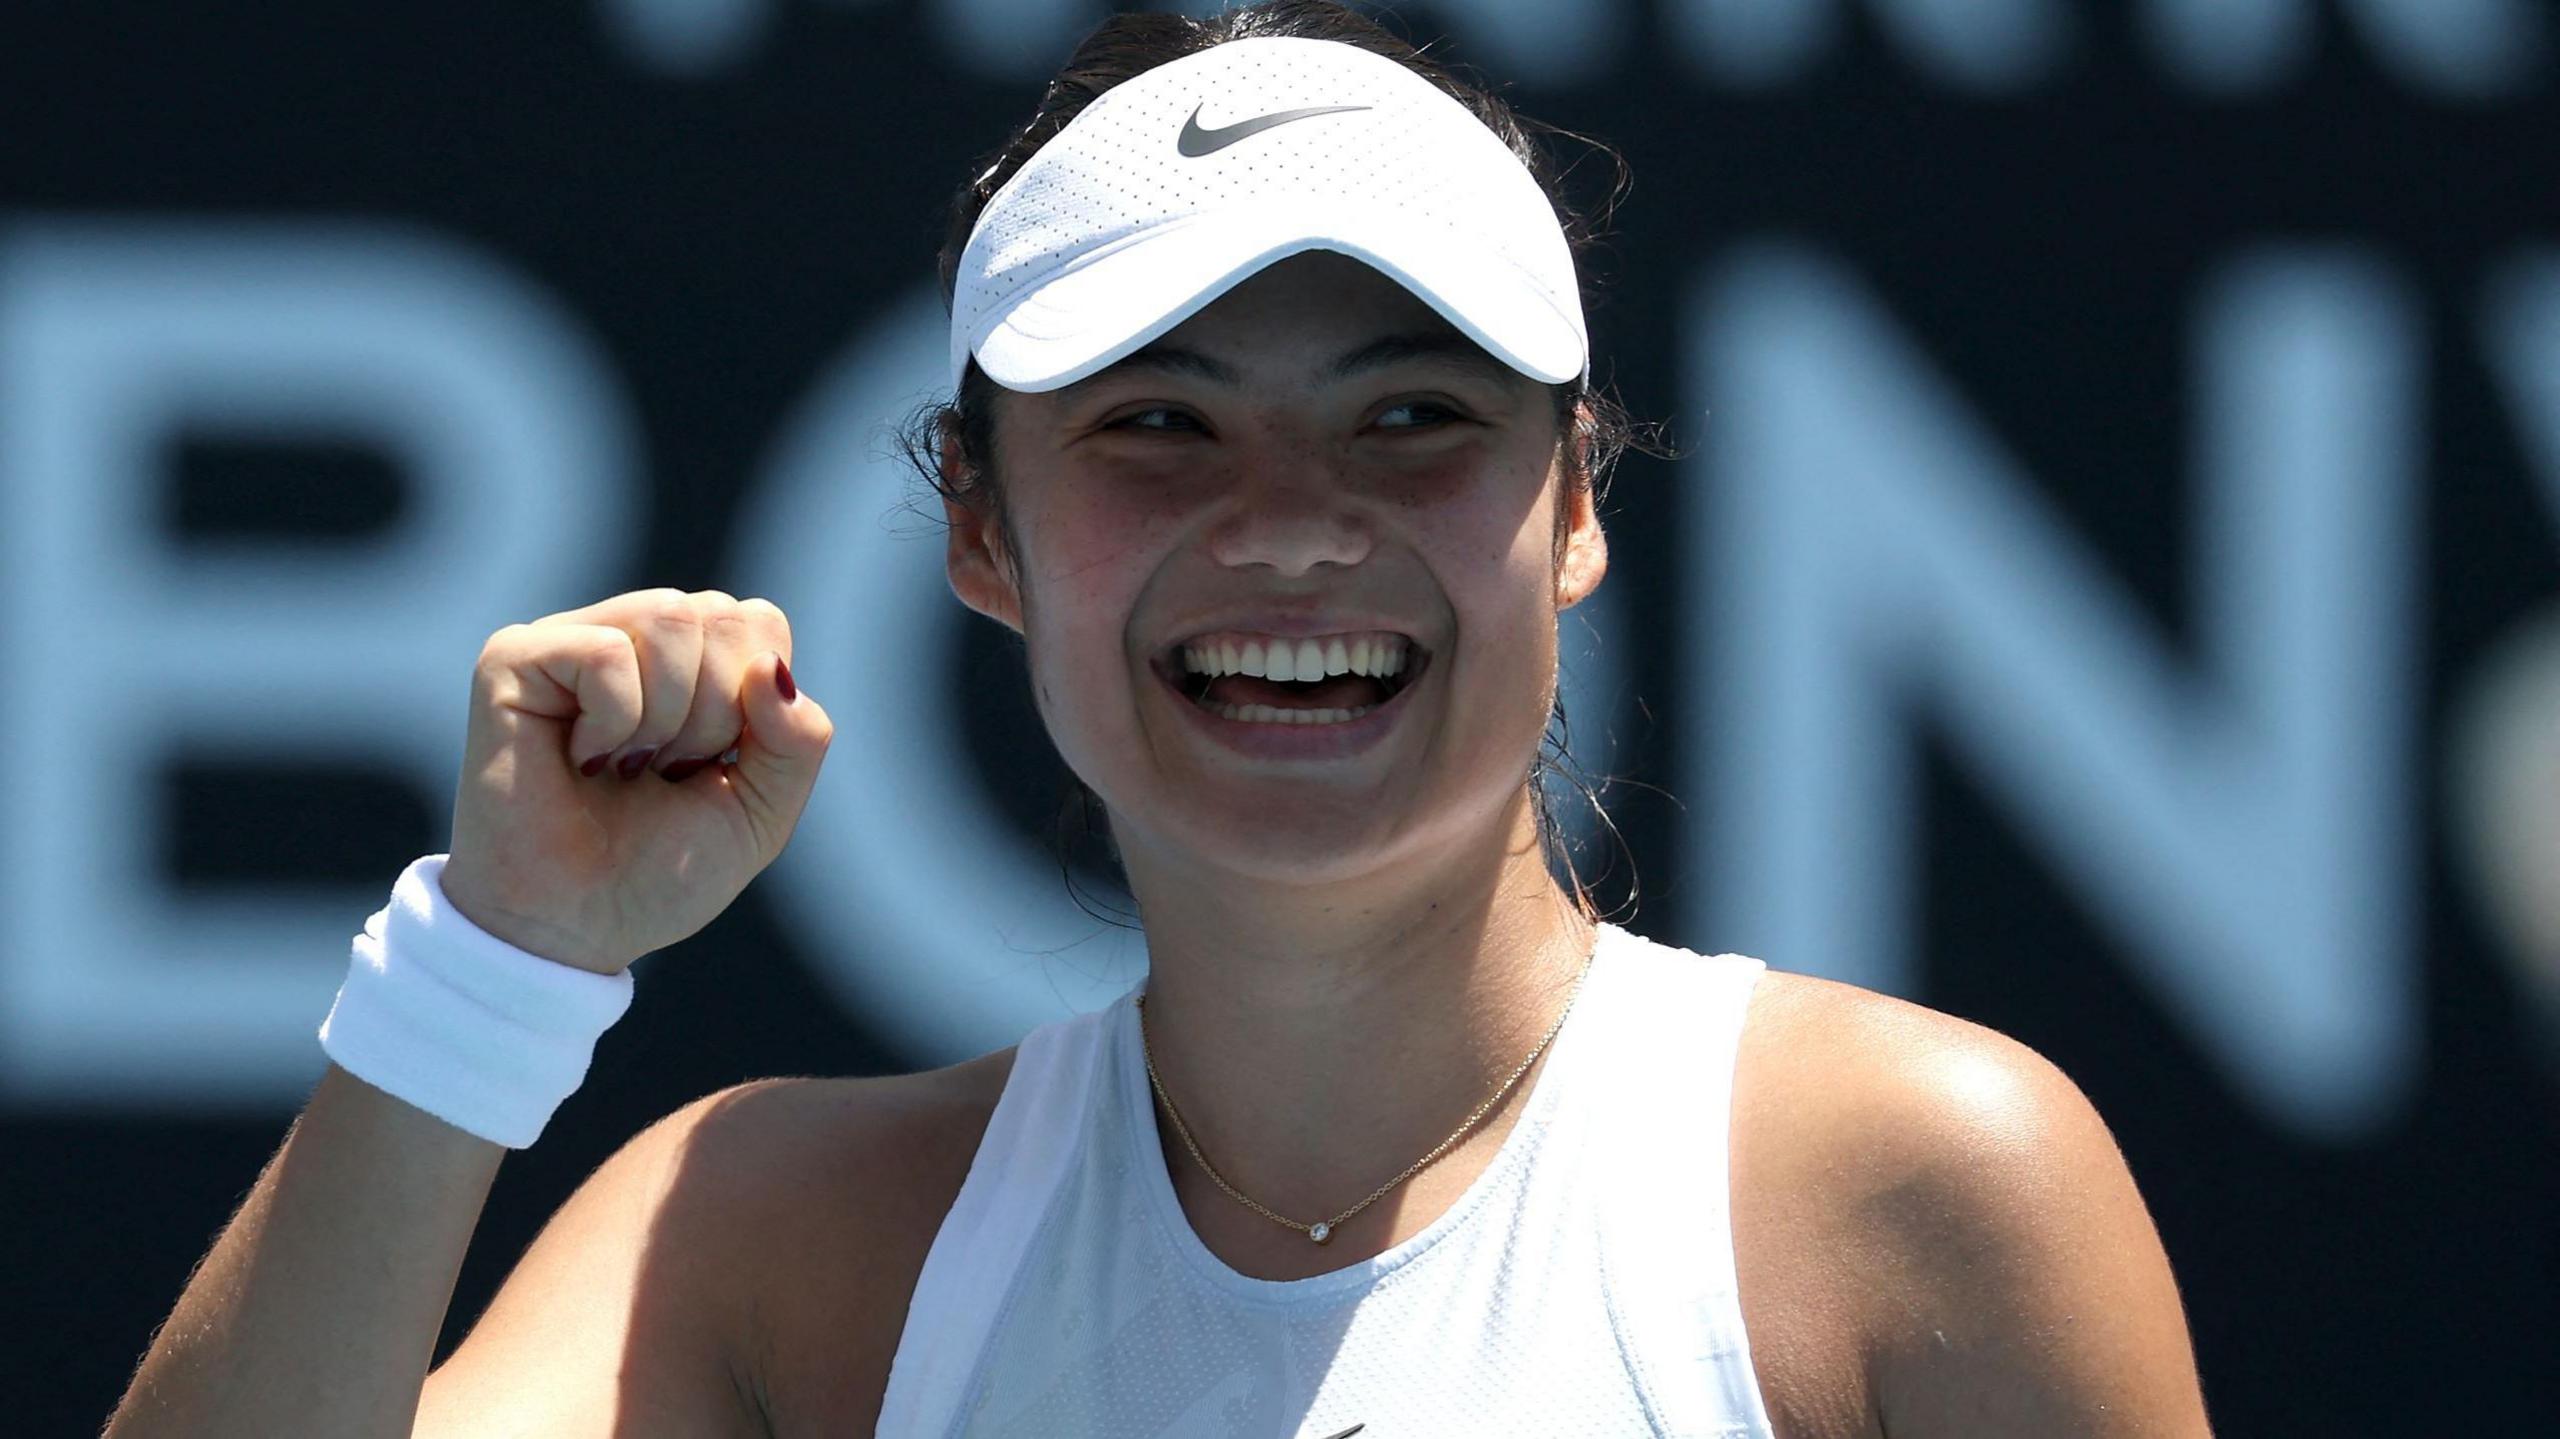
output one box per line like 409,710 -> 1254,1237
1134,941 -> 1596,1246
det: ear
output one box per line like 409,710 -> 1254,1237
1555,468 -> 1609,613
941,433 -> 1024,634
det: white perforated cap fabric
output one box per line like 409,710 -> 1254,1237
949,35 -> 1589,393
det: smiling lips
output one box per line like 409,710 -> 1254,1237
1175,629 -> 1417,725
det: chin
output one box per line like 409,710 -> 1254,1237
1138,786 -> 1404,883
1112,769 -> 1529,895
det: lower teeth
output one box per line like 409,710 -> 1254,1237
1213,702 -> 1371,725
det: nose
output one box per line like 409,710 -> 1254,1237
1204,463 -> 1374,576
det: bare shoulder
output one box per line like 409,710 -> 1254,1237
660,1048 -> 1020,1434
1736,968 -> 2096,1175
1728,969 -> 2212,1438
419,1048 -> 1016,1437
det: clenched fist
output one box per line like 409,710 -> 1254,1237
438,588 -> 835,975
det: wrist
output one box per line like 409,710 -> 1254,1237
437,858 -> 627,976
317,854 -> 636,1149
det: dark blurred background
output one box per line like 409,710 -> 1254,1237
5,0 -> 2557,1432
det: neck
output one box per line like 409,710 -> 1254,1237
1115,789 -> 1598,1228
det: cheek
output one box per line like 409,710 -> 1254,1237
1017,484 -> 1168,612
1026,478 -> 1195,583
1443,468 -> 1569,719
1012,489 -> 1186,729
1431,459 -> 1567,604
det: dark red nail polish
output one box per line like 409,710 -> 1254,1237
616,748 -> 657,780
660,757 -> 712,783
580,752 -> 610,778
774,657 -> 797,704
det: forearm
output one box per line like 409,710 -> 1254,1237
105,1063 -> 505,1439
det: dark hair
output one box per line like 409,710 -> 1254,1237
906,0 -> 1656,921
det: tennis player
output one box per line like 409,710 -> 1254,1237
109,4 -> 2212,1436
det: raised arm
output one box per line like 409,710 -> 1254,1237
107,1072 -> 779,1439
104,1066 -> 507,1437
104,589 -> 833,1437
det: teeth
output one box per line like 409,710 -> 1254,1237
1178,630 -> 1416,681
1211,703 -> 1370,725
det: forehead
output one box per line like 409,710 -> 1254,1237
1173,251 -> 1442,332
1084,251 -> 1517,388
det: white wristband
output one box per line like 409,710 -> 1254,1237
318,853 -> 635,1149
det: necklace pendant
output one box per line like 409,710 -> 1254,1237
1308,1221 -> 1333,1245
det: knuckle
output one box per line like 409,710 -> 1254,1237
585,627 -> 639,669
476,622 -> 538,671
738,596 -> 792,642
642,591 -> 698,628
471,627 -> 522,687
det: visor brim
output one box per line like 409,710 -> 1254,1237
968,205 -> 1587,393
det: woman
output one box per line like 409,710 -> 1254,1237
108,4 -> 2213,1436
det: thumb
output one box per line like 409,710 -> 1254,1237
729,651 -> 833,853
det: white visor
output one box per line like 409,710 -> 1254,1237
949,36 -> 1589,394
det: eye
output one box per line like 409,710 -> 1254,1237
1105,406 -> 1205,434
1373,399 -> 1465,430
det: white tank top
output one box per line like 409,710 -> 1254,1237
875,923 -> 1777,1438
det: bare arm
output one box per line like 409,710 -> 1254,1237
1862,1025 -> 2215,1437
107,588 -> 831,1436
105,1064 -> 505,1437
107,1069 -> 779,1439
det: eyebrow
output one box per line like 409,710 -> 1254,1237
1099,344 -> 1242,385
1325,332 -> 1521,386
1091,330 -> 1521,390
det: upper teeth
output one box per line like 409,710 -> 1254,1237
1181,632 -> 1409,682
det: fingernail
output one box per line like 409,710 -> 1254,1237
774,656 -> 797,704
616,747 -> 658,780
660,756 -> 713,783
580,753 -> 610,778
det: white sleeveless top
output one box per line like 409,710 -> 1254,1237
875,924 -> 1777,1438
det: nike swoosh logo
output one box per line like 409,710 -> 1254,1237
1177,102 -> 1372,157
1312,1428 -> 1365,1439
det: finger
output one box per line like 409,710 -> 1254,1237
694,595 -> 791,768
476,621 -> 644,773
723,650 -> 834,858
604,594 -> 709,777
654,591 -> 767,773
528,586 -> 693,632
734,595 -> 792,668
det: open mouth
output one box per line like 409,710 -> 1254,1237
1161,629 -> 1427,726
